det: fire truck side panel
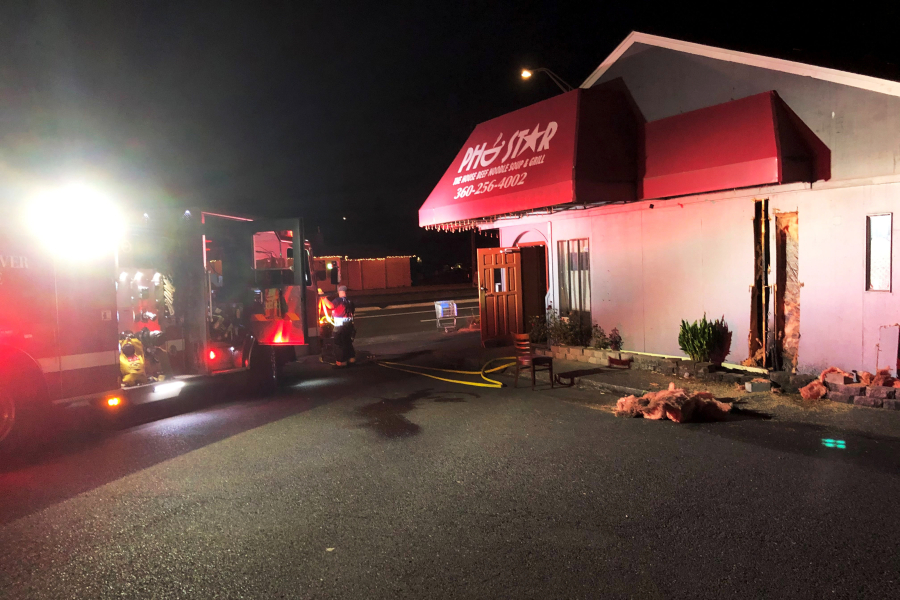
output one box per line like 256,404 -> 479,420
306,284 -> 319,345
171,216 -> 208,376
0,231 -> 61,401
54,255 -> 120,397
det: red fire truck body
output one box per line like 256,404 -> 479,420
0,204 -> 319,448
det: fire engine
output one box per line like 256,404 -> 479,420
0,184 -> 320,449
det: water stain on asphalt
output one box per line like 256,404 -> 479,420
356,389 -> 479,437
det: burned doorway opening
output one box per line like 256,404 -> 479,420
774,212 -> 800,372
748,199 -> 770,367
748,201 -> 801,371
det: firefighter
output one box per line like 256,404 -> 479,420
320,285 -> 355,367
119,335 -> 148,386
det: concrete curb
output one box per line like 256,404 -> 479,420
576,380 -> 649,397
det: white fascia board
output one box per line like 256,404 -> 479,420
476,175 -> 900,230
581,31 -> 900,98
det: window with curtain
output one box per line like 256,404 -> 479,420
557,239 -> 591,320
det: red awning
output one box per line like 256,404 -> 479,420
642,91 -> 830,200
419,85 -> 642,229
421,88 -> 829,228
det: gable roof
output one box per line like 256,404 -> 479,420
581,32 -> 900,98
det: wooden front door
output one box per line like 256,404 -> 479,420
478,248 -> 523,344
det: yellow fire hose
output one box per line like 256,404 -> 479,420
377,357 -> 517,388
319,295 -> 516,387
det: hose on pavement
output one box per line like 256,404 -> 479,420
376,357 -> 517,388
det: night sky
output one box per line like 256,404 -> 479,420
1,1 -> 897,262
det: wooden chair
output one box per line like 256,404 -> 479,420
513,333 -> 554,390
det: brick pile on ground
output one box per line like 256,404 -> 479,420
857,368 -> 899,388
800,367 -> 853,400
800,366 -> 900,408
615,382 -> 732,423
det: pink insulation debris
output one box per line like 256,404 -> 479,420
872,368 -> 896,388
800,379 -> 827,400
615,383 -> 732,423
858,371 -> 875,386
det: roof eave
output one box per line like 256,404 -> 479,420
581,31 -> 900,98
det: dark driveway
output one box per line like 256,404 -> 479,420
353,299 -> 479,340
1,350 -> 898,599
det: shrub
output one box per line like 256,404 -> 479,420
591,325 -> 610,349
608,327 -> 623,351
528,315 -> 548,343
545,310 -> 592,347
678,315 -> 730,362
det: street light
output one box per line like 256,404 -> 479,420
521,67 -> 574,93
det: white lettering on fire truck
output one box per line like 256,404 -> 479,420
0,255 -> 30,269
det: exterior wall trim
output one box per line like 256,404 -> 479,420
480,173 -> 900,231
581,32 -> 900,99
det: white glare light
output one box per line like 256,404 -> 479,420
134,271 -> 143,281
26,183 -> 123,260
154,381 -> 186,395
151,272 -> 161,284
119,272 -> 128,281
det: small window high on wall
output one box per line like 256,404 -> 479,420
867,214 -> 892,292
558,239 -> 591,320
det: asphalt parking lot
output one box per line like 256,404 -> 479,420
1,335 -> 898,599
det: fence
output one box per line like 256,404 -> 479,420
312,256 -> 412,292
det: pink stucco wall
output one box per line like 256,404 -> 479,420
499,181 -> 899,373
500,197 -> 754,364
772,182 -> 900,374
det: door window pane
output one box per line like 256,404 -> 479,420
867,214 -> 892,292
492,267 -> 507,292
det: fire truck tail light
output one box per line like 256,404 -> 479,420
107,397 -> 121,407
208,350 -> 217,361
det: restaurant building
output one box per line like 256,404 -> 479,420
419,32 -> 900,375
